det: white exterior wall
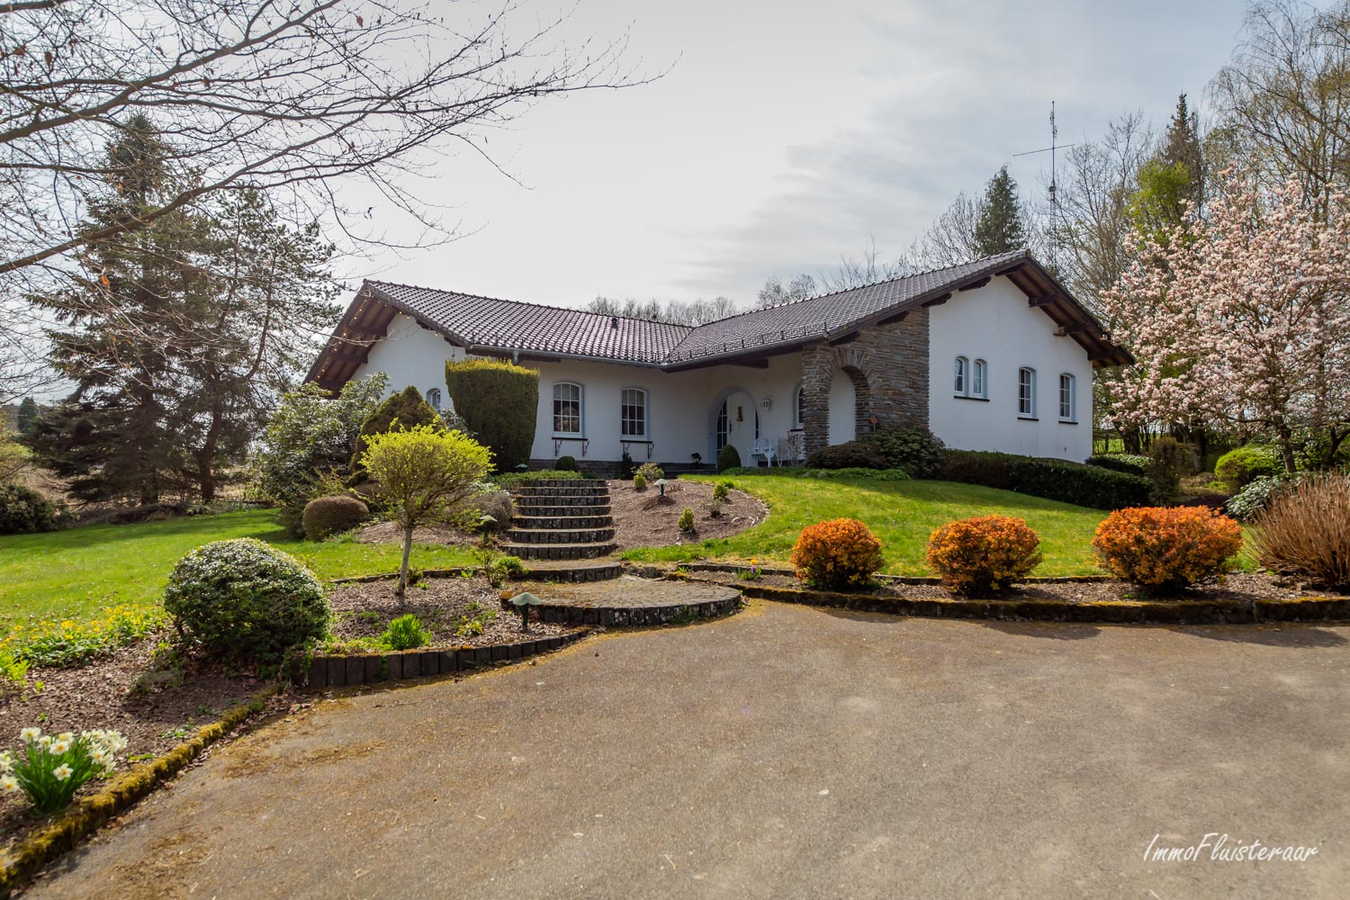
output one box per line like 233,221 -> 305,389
352,314 -> 807,467
927,276 -> 1093,462
527,353 -> 805,466
358,314 -> 467,401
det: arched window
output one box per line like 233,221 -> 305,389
425,388 -> 441,410
972,360 -> 987,398
792,383 -> 805,429
1058,373 -> 1076,422
621,388 -> 647,438
1018,367 -> 1037,418
552,382 -> 583,434
954,356 -> 969,395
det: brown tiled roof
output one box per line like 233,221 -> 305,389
306,250 -> 1130,391
664,251 -> 1028,364
366,282 -> 691,364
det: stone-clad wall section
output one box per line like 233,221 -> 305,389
800,310 -> 930,456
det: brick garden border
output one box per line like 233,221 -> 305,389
674,576 -> 1350,625
296,629 -> 590,689
519,594 -> 743,628
0,685 -> 281,897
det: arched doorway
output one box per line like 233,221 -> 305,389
709,388 -> 757,464
827,367 -> 857,445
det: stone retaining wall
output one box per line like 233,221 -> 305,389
298,630 -> 589,689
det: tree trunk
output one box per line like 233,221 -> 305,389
196,397 -> 224,502
1276,423 -> 1297,473
397,523 -> 414,602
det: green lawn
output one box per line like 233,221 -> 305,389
0,508 -> 475,629
624,475 -> 1113,576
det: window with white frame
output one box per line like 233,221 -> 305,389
425,388 -> 441,410
1018,368 -> 1036,418
621,388 -> 647,438
954,356 -> 969,395
792,384 -> 805,429
973,359 -> 987,398
552,382 -> 582,434
1058,373 -> 1076,422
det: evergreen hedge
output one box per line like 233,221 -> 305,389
445,360 -> 539,472
939,450 -> 1150,510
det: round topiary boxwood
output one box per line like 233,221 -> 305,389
302,494 -> 370,541
163,538 -> 328,664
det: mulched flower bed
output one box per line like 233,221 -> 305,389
0,635 -> 282,848
328,575 -> 573,647
690,569 -> 1310,603
605,479 -> 767,551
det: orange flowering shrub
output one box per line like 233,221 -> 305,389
790,518 -> 883,590
1091,506 -> 1243,593
925,515 -> 1042,596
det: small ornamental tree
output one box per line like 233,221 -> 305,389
351,385 -> 443,470
444,360 -> 539,471
362,425 -> 493,598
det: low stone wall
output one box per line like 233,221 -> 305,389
703,581 -> 1350,625
297,630 -> 588,689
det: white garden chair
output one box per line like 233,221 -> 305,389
751,437 -> 778,467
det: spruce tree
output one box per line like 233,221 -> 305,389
972,167 -> 1028,258
16,399 -> 38,436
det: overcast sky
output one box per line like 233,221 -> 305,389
351,0 -> 1252,309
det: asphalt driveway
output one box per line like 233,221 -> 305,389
26,601 -> 1350,899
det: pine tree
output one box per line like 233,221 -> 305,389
972,167 -> 1028,258
1161,93 -> 1204,208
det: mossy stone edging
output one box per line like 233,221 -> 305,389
298,629 -> 589,689
672,561 -> 1112,585
680,577 -> 1350,625
0,684 -> 281,897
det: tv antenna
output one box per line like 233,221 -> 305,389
1013,101 -> 1076,207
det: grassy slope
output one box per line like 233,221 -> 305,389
623,475 -> 1111,576
0,509 -> 474,627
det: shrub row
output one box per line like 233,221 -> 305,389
938,450 -> 1151,510
789,506 -> 1249,598
1085,453 -> 1150,476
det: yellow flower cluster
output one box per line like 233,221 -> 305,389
0,604 -> 166,667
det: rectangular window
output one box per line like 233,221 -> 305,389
973,360 -> 986,398
954,357 -> 967,395
1018,368 -> 1036,418
621,388 -> 647,437
1059,374 -> 1076,421
553,382 -> 582,434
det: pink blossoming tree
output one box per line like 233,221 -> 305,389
1102,171 -> 1350,471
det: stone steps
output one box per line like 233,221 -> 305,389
507,526 -> 616,545
512,485 -> 609,499
507,504 -> 610,518
520,560 -> 623,582
500,541 -> 620,561
514,494 -> 611,509
513,514 -> 613,530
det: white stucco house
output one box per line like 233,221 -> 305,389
306,250 -> 1131,471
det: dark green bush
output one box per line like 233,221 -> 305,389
939,450 -> 1151,510
617,450 -> 636,479
856,428 -> 945,478
716,444 -> 742,472
351,385 -> 442,470
163,538 -> 328,664
494,469 -> 584,488
1214,445 -> 1283,491
805,442 -> 887,470
1147,437 -> 1196,503
0,484 -> 58,534
1086,454 -> 1150,476
301,495 -> 369,541
555,455 -> 579,472
444,359 -> 539,471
